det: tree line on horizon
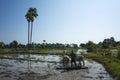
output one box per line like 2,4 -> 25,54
0,37 -> 120,50
80,37 -> 120,59
80,37 -> 118,52
0,40 -> 78,49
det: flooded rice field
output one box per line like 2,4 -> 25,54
0,53 -> 114,80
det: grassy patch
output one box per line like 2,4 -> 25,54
0,48 -> 77,55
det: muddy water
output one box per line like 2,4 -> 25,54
0,54 -> 114,80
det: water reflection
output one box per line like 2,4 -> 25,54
83,59 -> 112,80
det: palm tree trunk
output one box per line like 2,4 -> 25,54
28,21 -> 30,45
30,21 -> 33,44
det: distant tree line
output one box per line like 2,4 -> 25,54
1,37 -> 120,52
0,40 -> 25,48
80,37 -> 120,59
0,40 -> 78,49
80,37 -> 119,52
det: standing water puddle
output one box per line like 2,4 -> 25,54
0,54 -> 114,80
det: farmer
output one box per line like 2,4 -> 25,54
70,50 -> 77,67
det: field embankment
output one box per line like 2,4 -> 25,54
84,53 -> 120,80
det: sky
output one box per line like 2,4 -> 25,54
0,0 -> 120,45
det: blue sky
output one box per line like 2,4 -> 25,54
0,0 -> 120,45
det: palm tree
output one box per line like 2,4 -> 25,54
25,8 -> 38,45
28,8 -> 38,44
25,11 -> 31,45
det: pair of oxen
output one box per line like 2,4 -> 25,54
62,55 -> 85,68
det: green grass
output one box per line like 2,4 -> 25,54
0,48 -> 78,55
84,53 -> 120,80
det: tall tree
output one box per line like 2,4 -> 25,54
25,11 -> 31,45
29,8 -> 38,44
25,8 -> 38,45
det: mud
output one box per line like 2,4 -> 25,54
0,54 -> 114,80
